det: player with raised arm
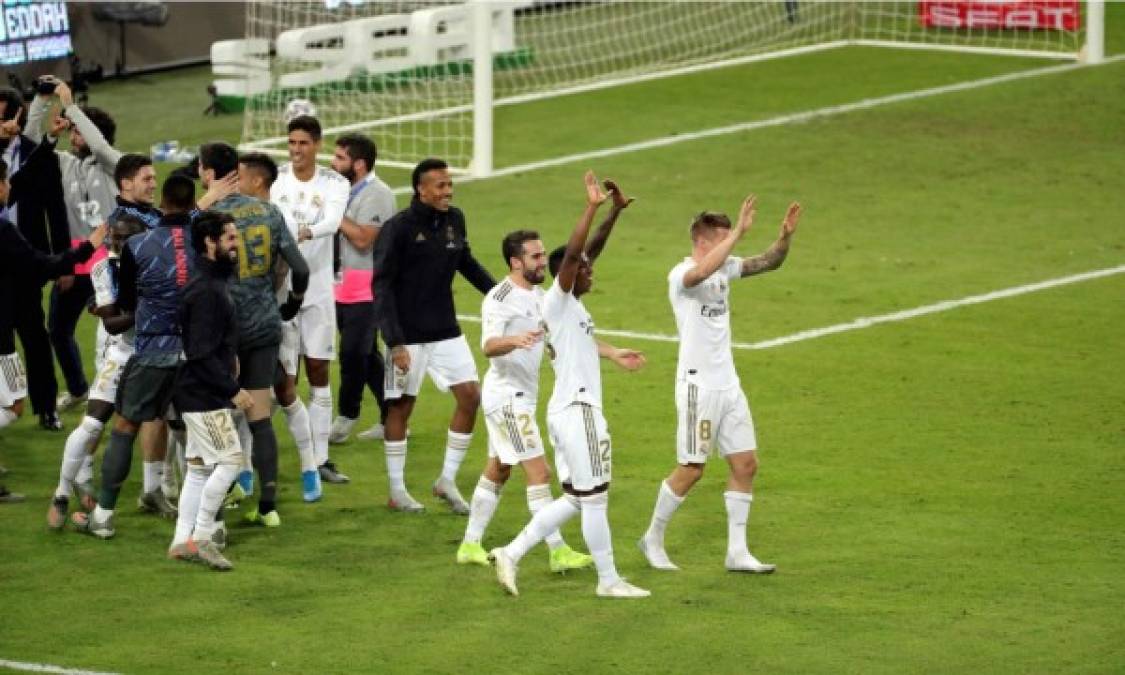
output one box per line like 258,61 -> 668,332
490,171 -> 649,599
638,196 -> 800,573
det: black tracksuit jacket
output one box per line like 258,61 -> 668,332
174,257 -> 240,413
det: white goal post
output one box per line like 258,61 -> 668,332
231,1 -> 1105,178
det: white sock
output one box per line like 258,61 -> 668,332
172,464 -> 208,546
0,407 -> 17,428
235,411 -> 254,473
142,460 -> 164,494
505,494 -> 580,563
56,416 -> 103,498
580,492 -> 620,586
194,463 -> 238,542
283,399 -> 317,472
384,439 -> 407,493
644,480 -> 685,547
440,430 -> 472,483
724,490 -> 753,557
76,454 -> 94,486
526,483 -> 565,551
463,476 -> 501,545
309,386 -> 332,467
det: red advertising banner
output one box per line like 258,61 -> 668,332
918,1 -> 1080,31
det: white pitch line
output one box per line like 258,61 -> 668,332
390,53 -> 1125,195
0,659 -> 120,675
458,264 -> 1125,350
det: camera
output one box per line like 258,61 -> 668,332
35,76 -> 58,96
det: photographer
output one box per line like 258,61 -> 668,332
25,76 -> 122,412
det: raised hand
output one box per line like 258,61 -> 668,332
584,170 -> 607,207
49,112 -> 70,136
604,179 -> 634,210
87,222 -> 108,249
198,172 -> 239,209
56,82 -> 73,108
735,193 -> 757,236
780,202 -> 801,238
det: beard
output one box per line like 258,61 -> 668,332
216,249 -> 239,276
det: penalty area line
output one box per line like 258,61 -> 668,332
457,264 -> 1125,351
0,658 -> 121,675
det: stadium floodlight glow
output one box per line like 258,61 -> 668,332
234,0 -> 1105,179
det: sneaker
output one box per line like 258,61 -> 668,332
75,481 -> 97,512
328,416 -> 356,444
596,578 -> 651,598
244,507 -> 280,528
489,547 -> 519,596
71,510 -> 114,539
0,485 -> 25,503
387,489 -> 424,513
167,540 -> 200,562
638,536 -> 680,571
318,461 -> 350,484
39,412 -> 63,431
725,552 -> 776,574
301,470 -> 322,503
56,391 -> 87,411
456,541 -> 490,566
549,544 -> 594,573
47,496 -> 68,530
237,470 -> 254,496
194,540 -> 233,571
137,489 -> 178,518
356,422 -> 385,441
432,477 -> 470,515
160,479 -> 179,503
223,483 -> 247,509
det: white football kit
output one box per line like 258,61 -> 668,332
271,164 -> 349,361
88,257 -> 135,406
542,281 -> 611,491
480,279 -> 547,466
668,256 -> 758,464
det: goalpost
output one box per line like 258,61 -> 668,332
231,1 -> 1104,178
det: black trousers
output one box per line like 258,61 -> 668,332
336,301 -> 387,423
13,283 -> 57,415
48,275 -> 94,397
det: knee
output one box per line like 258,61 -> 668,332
525,463 -> 550,486
731,452 -> 759,480
455,384 -> 481,411
9,400 -> 24,418
496,464 -> 513,484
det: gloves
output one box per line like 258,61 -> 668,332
279,292 -> 303,321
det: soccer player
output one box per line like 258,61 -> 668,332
490,171 -> 649,599
166,211 -> 253,570
270,116 -> 350,484
326,133 -> 395,444
199,142 -> 313,525
638,196 -> 801,573
372,158 -> 496,513
47,213 -> 145,529
71,175 -> 201,539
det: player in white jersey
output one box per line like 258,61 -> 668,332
638,196 -> 801,573
457,230 -> 598,573
47,213 -> 145,528
269,115 -> 351,486
490,172 -> 649,599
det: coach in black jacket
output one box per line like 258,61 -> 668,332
370,157 -> 494,513
0,87 -> 71,430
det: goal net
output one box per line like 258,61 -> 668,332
232,1 -> 1101,176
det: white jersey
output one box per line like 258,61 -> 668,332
542,280 -> 601,414
270,164 -> 350,304
90,256 -> 134,350
480,279 -> 545,413
668,256 -> 742,390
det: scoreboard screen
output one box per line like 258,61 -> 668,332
0,1 -> 71,66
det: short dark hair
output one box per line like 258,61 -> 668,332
114,153 -> 153,189
690,211 -> 732,241
336,133 -> 377,173
161,174 -> 196,213
412,157 -> 448,195
190,210 -> 234,256
198,141 -> 239,180
501,229 -> 540,268
0,87 -> 24,125
238,152 -> 278,188
81,106 -> 116,145
287,115 -> 321,141
111,212 -> 146,237
548,245 -> 567,278
0,158 -> 7,182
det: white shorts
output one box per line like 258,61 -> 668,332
385,335 -> 478,400
182,409 -> 242,466
0,352 -> 28,408
547,403 -> 611,492
279,319 -> 300,377
94,324 -> 109,375
484,399 -> 545,466
676,381 -> 758,464
89,342 -> 133,405
298,300 -> 336,361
